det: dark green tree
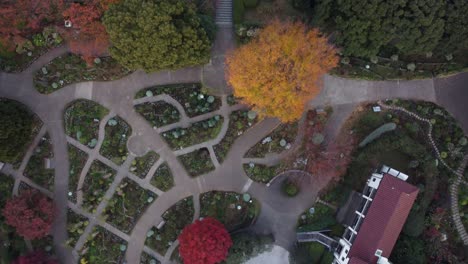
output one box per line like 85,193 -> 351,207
103,0 -> 211,72
334,0 -> 396,58
0,100 -> 33,163
393,0 -> 445,55
327,0 -> 453,58
390,235 -> 426,264
437,0 -> 468,54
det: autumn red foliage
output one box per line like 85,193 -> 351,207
226,20 -> 339,122
304,110 -> 355,182
0,0 -> 64,49
12,251 -> 58,264
62,0 -> 111,65
178,217 -> 232,264
2,190 -> 55,240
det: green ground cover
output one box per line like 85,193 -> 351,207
68,144 -> 88,203
388,99 -> 467,169
245,122 -> 298,158
162,115 -> 223,149
178,148 -> 215,177
82,161 -> 116,213
140,252 -> 161,264
150,163 -> 174,191
145,197 -> 194,255
243,163 -> 280,183
66,209 -> 89,248
135,102 -> 181,128
34,53 -> 131,94
24,134 -> 54,190
214,110 -> 258,162
104,178 -> 157,233
332,58 -> 467,81
0,99 -> 42,167
135,83 -> 221,117
225,232 -> 274,264
297,204 -> 341,234
131,151 -> 159,178
100,116 -> 132,165
65,100 -> 109,148
80,226 -> 127,264
200,191 -> 259,231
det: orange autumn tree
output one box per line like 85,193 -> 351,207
226,20 -> 339,122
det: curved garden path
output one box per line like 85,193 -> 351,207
0,8 -> 467,264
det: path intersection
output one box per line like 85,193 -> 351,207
1,7 -> 468,264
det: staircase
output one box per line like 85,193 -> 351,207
216,0 -> 233,27
297,231 -> 339,251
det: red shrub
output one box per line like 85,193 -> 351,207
2,190 -> 55,240
12,250 -> 58,264
62,0 -> 109,65
0,0 -> 64,47
178,217 -> 232,264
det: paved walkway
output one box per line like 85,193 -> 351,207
0,4 -> 467,263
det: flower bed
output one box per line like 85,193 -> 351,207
243,163 -> 280,183
104,178 -> 157,233
297,204 -> 339,233
162,115 -> 223,149
135,83 -> 221,117
82,161 -> 116,213
145,197 -> 194,255
131,151 -> 159,178
387,99 -> 467,169
178,148 -> 215,177
34,53 -> 131,94
245,122 -> 298,158
332,56 -> 467,81
66,209 -> 89,248
65,100 -> 109,148
140,252 -> 161,264
24,134 -> 54,190
150,163 -> 174,191
68,144 -> 88,203
135,102 -> 181,128
80,226 -> 127,264
100,116 -> 131,165
214,110 -> 258,162
200,191 -> 259,231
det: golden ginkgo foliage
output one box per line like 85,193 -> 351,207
226,20 -> 338,122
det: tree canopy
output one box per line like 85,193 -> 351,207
2,190 -> 55,240
312,0 -> 468,58
226,20 -> 338,122
0,99 -> 34,163
12,251 -> 59,264
178,217 -> 232,264
62,0 -> 110,65
103,0 -> 211,72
